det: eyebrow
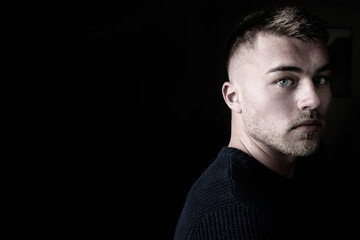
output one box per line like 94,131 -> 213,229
266,64 -> 332,74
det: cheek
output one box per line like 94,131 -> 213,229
242,86 -> 296,132
243,86 -> 284,118
245,82 -> 290,111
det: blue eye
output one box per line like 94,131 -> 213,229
313,76 -> 328,86
277,79 -> 294,87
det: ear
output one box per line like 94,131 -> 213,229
222,81 -> 242,113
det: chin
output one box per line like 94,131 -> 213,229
289,140 -> 320,156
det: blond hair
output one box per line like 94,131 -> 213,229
226,6 -> 329,68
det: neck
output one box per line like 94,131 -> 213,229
229,122 -> 296,179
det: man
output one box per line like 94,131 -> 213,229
175,6 -> 334,239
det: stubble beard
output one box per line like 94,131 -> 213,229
245,110 -> 325,157
282,131 -> 321,156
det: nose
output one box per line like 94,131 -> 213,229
296,80 -> 321,111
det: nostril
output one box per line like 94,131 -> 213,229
297,86 -> 321,111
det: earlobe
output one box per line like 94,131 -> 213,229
222,82 -> 242,113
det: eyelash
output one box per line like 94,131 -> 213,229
276,77 -> 295,87
276,76 -> 330,88
313,76 -> 330,86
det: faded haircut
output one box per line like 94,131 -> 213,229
226,6 -> 329,69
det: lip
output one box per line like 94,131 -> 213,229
292,120 -> 322,132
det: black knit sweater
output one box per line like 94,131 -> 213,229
174,147 -> 333,240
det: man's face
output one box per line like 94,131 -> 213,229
229,34 -> 332,156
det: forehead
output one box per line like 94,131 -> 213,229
243,33 -> 329,69
227,33 -> 329,83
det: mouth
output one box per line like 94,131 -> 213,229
291,119 -> 323,132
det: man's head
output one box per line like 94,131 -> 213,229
222,6 -> 332,157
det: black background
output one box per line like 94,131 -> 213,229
80,1 -> 359,239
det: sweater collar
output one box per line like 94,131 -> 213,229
220,147 -> 296,207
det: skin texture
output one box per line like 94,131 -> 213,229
223,33 -> 332,178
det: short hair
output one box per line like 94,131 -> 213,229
226,6 -> 329,69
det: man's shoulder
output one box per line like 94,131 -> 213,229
174,147 -> 263,239
184,147 -> 249,211
176,147 -> 246,229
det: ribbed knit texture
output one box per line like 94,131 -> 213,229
189,205 -> 267,240
174,147 -> 320,240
